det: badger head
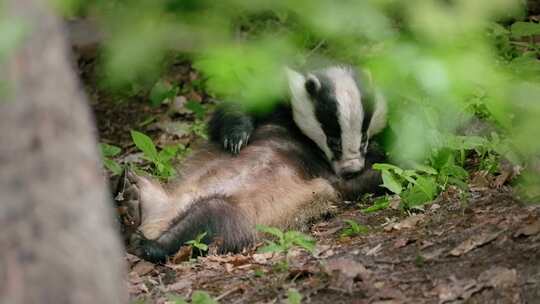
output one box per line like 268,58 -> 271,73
286,66 -> 387,179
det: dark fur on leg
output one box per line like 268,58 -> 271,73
208,103 -> 254,154
135,196 -> 255,263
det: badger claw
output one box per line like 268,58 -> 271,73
222,131 -> 250,155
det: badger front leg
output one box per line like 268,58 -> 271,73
208,102 -> 254,154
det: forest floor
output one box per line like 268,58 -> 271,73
82,58 -> 540,304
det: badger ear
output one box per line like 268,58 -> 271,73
304,74 -> 321,96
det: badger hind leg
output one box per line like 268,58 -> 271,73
133,196 -> 255,263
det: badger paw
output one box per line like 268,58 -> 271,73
223,131 -> 250,154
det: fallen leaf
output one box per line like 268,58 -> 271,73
365,243 -> 383,256
170,246 -> 192,264
419,240 -> 435,250
126,253 -> 141,264
470,171 -> 491,189
449,230 -> 503,256
393,238 -> 412,248
131,261 -> 155,276
166,279 -> 192,292
324,257 -> 371,293
435,277 -> 481,303
252,252 -> 274,264
421,247 -> 445,261
384,215 -> 425,232
513,219 -> 540,237
224,263 -> 234,273
478,267 -> 518,289
150,120 -> 191,138
313,245 -> 336,259
389,196 -> 401,210
204,254 -> 250,266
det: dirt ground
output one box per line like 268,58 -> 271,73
85,59 -> 540,304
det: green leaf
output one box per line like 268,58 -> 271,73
99,143 -> 122,157
159,145 -> 179,162
361,196 -> 390,213
341,219 -> 369,237
510,21 -> 540,37
167,294 -> 188,304
286,288 -> 303,304
257,241 -> 284,254
185,100 -> 207,120
131,130 -> 158,161
191,291 -> 217,304
195,243 -> 208,251
381,170 -> 403,194
103,158 -> 123,176
413,164 -> 438,175
286,231 -> 315,253
402,176 -> 437,207
149,80 -> 177,107
256,225 -> 284,238
373,163 -> 404,175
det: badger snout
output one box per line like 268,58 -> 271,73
333,158 -> 365,179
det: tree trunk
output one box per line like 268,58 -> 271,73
0,1 -> 126,303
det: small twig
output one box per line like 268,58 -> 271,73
215,286 -> 242,301
305,39 -> 326,59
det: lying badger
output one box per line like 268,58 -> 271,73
125,66 -> 388,263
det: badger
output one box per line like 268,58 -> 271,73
125,66 -> 388,263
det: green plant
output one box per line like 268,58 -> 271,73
149,79 -> 179,107
99,143 -> 123,176
286,288 -> 303,304
256,225 -> 315,271
185,232 -> 209,257
360,196 -> 390,213
167,290 -> 217,304
340,219 -> 369,238
130,130 -> 180,179
373,163 -> 439,208
185,100 -> 207,120
191,291 -> 217,304
190,119 -> 208,140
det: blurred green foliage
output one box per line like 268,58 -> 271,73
5,0 -> 540,199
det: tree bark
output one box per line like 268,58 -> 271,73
0,1 -> 126,303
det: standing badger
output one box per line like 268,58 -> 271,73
126,66 -> 387,262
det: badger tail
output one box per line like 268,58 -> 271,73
134,196 -> 255,263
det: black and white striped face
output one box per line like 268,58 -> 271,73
286,66 -> 387,179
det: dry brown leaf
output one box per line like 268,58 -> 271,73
204,254 -> 250,266
224,263 -> 234,273
513,219 -> 540,237
365,243 -> 383,256
165,279 -> 192,292
252,252 -> 274,264
435,278 -> 481,303
470,171 -> 491,189
384,215 -> 425,232
393,238 -> 411,248
324,257 -> 371,293
389,196 -> 401,210
478,267 -> 518,289
449,230 -> 503,256
131,261 -> 155,276
170,246 -> 192,264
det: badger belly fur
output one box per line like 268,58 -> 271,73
127,121 -> 382,263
